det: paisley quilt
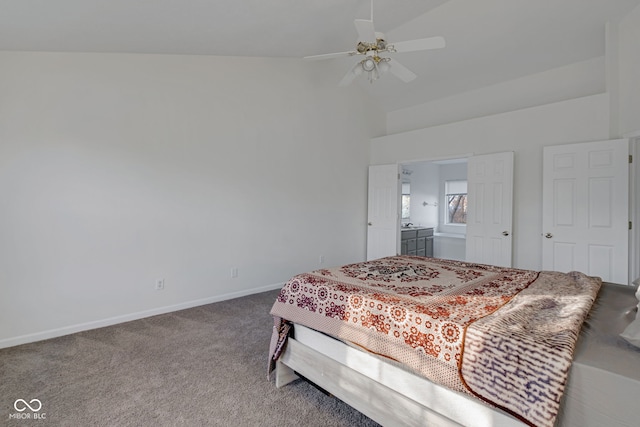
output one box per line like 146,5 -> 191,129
269,256 -> 601,427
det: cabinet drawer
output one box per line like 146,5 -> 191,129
401,230 -> 418,239
418,228 -> 434,238
406,238 -> 417,251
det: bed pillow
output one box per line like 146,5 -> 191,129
620,285 -> 640,348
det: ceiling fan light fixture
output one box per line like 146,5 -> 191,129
358,57 -> 381,83
362,57 -> 377,72
377,58 -> 390,76
304,0 -> 444,86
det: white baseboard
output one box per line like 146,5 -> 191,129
0,282 -> 284,349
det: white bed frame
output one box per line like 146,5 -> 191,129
275,324 -> 525,427
274,283 -> 640,427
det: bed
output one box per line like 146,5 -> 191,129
268,256 -> 640,427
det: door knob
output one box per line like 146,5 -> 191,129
502,231 -> 509,236
368,222 -> 372,226
545,233 -> 553,238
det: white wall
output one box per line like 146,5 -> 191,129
403,162 -> 439,228
434,236 -> 466,262
387,58 -> 606,135
379,3 -> 639,272
371,93 -> 610,270
619,3 -> 640,136
0,51 -> 384,347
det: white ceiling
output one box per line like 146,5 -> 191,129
1,0 -> 639,112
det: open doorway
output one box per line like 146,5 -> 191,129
400,158 -> 468,261
368,152 -> 513,265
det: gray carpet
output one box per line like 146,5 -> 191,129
0,290 -> 380,426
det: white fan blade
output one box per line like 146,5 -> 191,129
391,36 -> 445,53
338,62 -> 362,87
388,59 -> 417,83
354,19 -> 376,42
303,51 -> 356,61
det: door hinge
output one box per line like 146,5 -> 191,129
630,155 -> 633,164
630,221 -> 633,230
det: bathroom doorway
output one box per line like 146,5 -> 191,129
400,158 -> 468,261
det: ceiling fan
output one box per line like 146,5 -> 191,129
304,1 -> 445,86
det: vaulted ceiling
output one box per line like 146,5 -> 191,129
1,0 -> 639,112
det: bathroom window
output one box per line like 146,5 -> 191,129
445,180 -> 467,224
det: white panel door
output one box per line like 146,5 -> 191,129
367,164 -> 400,261
466,152 -> 514,267
542,139 -> 629,284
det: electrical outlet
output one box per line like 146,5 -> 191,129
155,279 -> 165,291
231,268 -> 238,278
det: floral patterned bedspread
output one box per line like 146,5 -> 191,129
268,256 -> 601,427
